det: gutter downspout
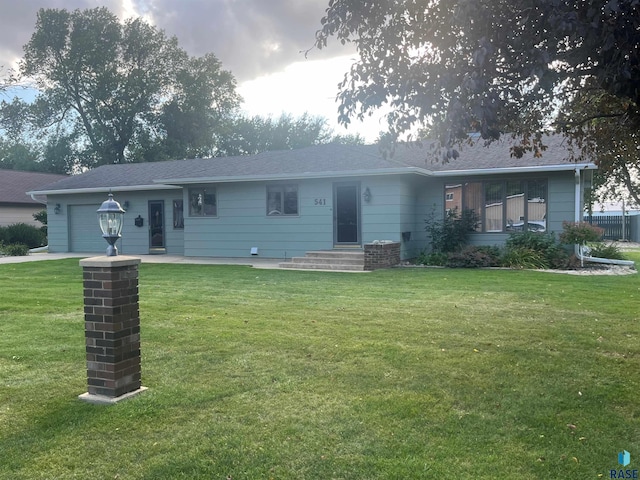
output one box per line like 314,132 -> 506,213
574,168 -> 582,225
574,168 -> 582,262
576,244 -> 635,267
30,193 -> 47,205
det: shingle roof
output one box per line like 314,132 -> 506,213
29,136 -> 593,194
387,134 -> 586,171
0,170 -> 68,204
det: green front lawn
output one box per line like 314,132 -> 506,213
1,256 -> 639,479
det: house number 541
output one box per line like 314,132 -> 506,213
314,198 -> 327,206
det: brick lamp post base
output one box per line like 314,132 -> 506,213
78,256 -> 146,405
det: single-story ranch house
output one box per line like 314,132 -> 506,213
29,136 -> 595,261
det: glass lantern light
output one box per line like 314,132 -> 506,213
97,193 -> 125,256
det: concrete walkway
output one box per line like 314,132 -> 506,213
0,252 -> 285,269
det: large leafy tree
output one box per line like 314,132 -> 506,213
12,7 -> 240,170
314,0 -> 640,200
556,84 -> 640,206
159,53 -> 241,160
215,112 -> 364,157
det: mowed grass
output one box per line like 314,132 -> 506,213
1,254 -> 639,479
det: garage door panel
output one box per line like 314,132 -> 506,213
68,205 -> 113,253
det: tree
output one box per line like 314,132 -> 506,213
160,53 -> 241,160
14,7 -> 239,170
215,112 -> 364,157
556,84 -> 640,206
314,0 -> 640,196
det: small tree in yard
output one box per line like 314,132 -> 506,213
426,207 -> 480,253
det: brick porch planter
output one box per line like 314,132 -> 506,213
364,241 -> 401,271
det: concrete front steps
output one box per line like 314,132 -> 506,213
279,250 -> 365,271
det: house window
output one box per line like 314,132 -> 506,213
173,200 -> 184,229
189,188 -> 217,217
445,192 -> 454,201
484,181 -> 504,232
445,179 -> 547,233
267,185 -> 298,216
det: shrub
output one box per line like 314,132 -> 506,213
475,245 -> 503,262
588,242 -> 626,260
506,231 -> 557,252
416,251 -> 448,266
33,209 -> 48,237
0,243 -> 30,256
501,247 -> 550,269
446,246 -> 501,268
425,207 -> 480,253
559,221 -> 604,244
504,231 -> 570,269
0,223 -> 46,249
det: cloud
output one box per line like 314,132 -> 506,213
0,0 -> 371,138
0,1 -> 123,70
137,0 -> 348,81
0,0 -> 349,82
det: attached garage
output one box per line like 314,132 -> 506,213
68,204 -> 116,253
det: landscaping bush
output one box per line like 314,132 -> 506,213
501,246 -> 550,269
588,242 -> 626,260
0,243 -> 30,256
446,245 -> 501,268
425,207 -> 480,253
504,231 -> 570,269
505,231 -> 557,252
415,251 -> 448,266
0,223 -> 46,249
559,221 -> 604,245
33,209 -> 48,237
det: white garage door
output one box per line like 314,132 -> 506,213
68,205 -> 111,253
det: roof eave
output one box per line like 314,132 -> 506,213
27,163 -> 598,194
155,167 -> 433,185
432,163 -> 597,177
27,184 -> 181,196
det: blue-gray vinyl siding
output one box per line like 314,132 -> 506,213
182,176 -> 418,259
47,189 -> 184,255
45,169 -> 584,260
416,170 -> 583,251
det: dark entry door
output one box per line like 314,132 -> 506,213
334,183 -> 361,245
148,200 -> 165,251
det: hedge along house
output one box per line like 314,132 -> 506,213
29,136 -> 595,261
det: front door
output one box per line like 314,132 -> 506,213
148,200 -> 165,252
334,183 -> 361,246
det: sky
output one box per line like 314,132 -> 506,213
0,0 -> 387,142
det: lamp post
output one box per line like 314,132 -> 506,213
97,193 -> 125,256
79,191 -> 144,404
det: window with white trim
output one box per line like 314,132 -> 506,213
267,185 -> 298,216
189,188 -> 217,217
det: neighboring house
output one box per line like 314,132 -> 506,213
591,200 -> 640,217
0,169 -> 68,227
29,136 -> 596,260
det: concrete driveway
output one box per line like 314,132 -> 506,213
0,252 -> 284,269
